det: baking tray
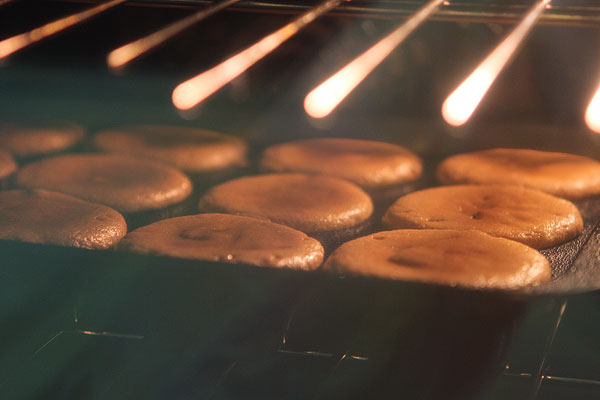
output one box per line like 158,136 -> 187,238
3,136 -> 600,399
0,240 -> 568,399
0,209 -> 596,400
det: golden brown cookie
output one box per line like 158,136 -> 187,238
198,173 -> 373,234
92,125 -> 247,173
437,148 -> 600,199
260,138 -> 422,189
0,189 -> 126,249
0,122 -> 85,158
382,184 -> 582,249
0,149 -> 16,181
323,229 -> 551,289
119,213 -> 324,270
15,154 -> 192,213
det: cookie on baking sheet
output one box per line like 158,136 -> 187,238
382,184 -> 583,249
0,122 -> 85,158
323,229 -> 551,289
15,153 -> 192,213
92,125 -> 247,173
436,148 -> 600,200
120,213 -> 324,270
0,189 -> 126,249
198,173 -> 373,248
0,149 -> 16,182
260,138 -> 422,190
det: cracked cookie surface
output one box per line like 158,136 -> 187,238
323,229 -> 550,289
382,184 -> 582,249
120,213 -> 323,270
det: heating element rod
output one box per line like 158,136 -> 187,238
585,83 -> 600,133
107,0 -> 240,69
0,0 -> 126,60
441,0 -> 551,126
172,0 -> 345,110
304,0 -> 445,119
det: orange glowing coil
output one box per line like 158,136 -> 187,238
441,0 -> 550,126
108,0 -> 240,69
0,0 -> 125,60
305,0 -> 445,119
172,0 -> 344,110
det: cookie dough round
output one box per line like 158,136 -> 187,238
437,148 -> 600,199
260,138 -> 422,189
15,154 -> 192,213
382,184 -> 583,249
92,125 -> 247,173
198,173 -> 373,234
0,149 -> 17,180
120,213 -> 324,270
323,229 -> 551,289
0,189 -> 126,249
0,122 -> 85,158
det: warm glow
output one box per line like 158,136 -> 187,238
441,0 -> 550,126
0,0 -> 16,6
442,68 -> 495,126
108,0 -> 240,69
304,0 -> 444,119
585,84 -> 600,133
0,0 -> 125,59
172,0 -> 343,110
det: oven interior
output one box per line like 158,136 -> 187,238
2,0 -> 600,398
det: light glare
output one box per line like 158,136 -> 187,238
0,0 -> 125,60
107,0 -> 240,69
441,0 -> 550,126
304,0 -> 444,119
585,84 -> 600,133
172,0 -> 343,110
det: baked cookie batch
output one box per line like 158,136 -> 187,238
1,123 -> 599,289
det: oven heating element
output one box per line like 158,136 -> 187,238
1,0 -> 600,130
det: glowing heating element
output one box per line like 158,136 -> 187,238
305,0 -> 444,119
441,0 -> 550,126
172,0 -> 344,110
108,0 -> 240,69
0,0 -> 125,60
585,84 -> 600,133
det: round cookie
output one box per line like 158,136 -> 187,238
436,148 -> 600,200
198,173 -> 373,247
119,213 -> 324,270
92,125 -> 247,173
382,184 -> 583,249
0,189 -> 126,249
15,154 -> 193,213
323,229 -> 551,289
0,149 -> 17,182
260,138 -> 422,189
0,122 -> 85,158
